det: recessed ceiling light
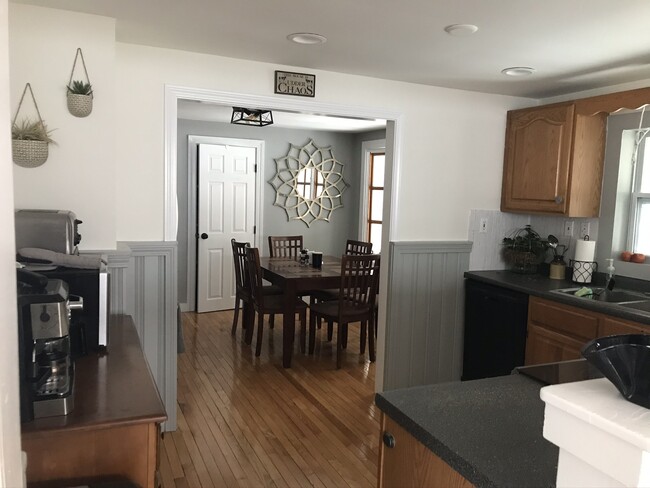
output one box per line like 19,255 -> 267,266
287,33 -> 327,45
444,24 -> 478,36
501,67 -> 536,77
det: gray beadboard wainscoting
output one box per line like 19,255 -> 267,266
104,241 -> 178,431
383,241 -> 472,391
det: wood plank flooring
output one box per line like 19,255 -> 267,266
160,310 -> 379,488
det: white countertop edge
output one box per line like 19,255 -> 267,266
540,378 -> 650,451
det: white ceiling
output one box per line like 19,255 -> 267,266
10,0 -> 650,99
178,101 -> 386,132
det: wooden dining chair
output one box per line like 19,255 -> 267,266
308,254 -> 380,368
268,235 -> 303,258
246,246 -> 309,357
230,239 -> 282,336
312,239 -> 374,336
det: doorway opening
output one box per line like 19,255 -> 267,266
164,85 -> 402,393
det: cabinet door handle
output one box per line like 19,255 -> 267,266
382,431 -> 396,449
554,195 -> 564,204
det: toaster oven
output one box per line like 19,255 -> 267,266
15,209 -> 82,254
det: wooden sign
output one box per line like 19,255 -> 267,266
275,71 -> 316,98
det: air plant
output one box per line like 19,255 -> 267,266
11,119 -> 56,144
67,80 -> 93,96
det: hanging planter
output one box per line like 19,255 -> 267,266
11,83 -> 56,168
66,48 -> 93,117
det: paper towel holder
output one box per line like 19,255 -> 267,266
571,260 -> 598,283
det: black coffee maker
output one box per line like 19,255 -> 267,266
17,269 -> 81,422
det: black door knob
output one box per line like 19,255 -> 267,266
200,233 -> 208,240
382,431 -> 395,448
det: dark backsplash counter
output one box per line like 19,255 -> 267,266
376,374 -> 557,488
465,270 -> 650,326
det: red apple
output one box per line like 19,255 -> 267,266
631,253 -> 646,263
621,251 -> 632,262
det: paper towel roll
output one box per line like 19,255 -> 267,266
574,239 -> 596,262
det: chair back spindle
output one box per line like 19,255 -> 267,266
345,239 -> 373,256
269,235 -> 303,258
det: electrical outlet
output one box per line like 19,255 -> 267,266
479,218 -> 488,233
564,220 -> 574,237
580,222 -> 591,239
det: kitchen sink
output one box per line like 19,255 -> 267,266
620,301 -> 650,313
551,287 -> 650,304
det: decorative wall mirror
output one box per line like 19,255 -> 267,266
269,139 -> 348,226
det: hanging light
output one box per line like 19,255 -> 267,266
231,107 -> 274,127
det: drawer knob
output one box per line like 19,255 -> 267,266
382,431 -> 396,449
555,195 -> 564,204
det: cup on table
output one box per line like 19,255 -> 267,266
311,252 -> 323,269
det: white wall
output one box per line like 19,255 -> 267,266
9,5 -> 116,250
115,43 -> 534,243
0,0 -> 24,484
8,5 -> 535,247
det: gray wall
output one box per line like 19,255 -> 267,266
176,118 -> 385,306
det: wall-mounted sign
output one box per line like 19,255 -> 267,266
275,70 -> 316,98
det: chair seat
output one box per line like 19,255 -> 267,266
259,295 -> 308,314
310,300 -> 372,323
262,284 -> 283,296
311,288 -> 338,302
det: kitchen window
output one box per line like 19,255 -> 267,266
367,152 -> 384,253
628,129 -> 650,254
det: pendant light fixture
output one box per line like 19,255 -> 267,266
231,107 -> 274,127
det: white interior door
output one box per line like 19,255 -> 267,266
197,143 -> 256,313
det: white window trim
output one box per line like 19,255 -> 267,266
626,129 -> 650,252
358,139 -> 386,241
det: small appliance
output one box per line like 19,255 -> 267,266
15,209 -> 109,355
17,269 -> 82,422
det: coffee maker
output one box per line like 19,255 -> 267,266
17,269 -> 81,422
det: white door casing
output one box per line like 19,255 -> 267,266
196,143 -> 256,313
165,85 -> 403,392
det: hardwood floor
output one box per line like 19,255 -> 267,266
159,310 -> 379,488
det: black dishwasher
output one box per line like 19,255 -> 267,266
462,279 -> 529,381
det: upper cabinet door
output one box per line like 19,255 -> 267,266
501,103 -> 575,214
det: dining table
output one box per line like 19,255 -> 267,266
249,255 -> 342,367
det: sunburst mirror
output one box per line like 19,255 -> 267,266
269,139 -> 348,227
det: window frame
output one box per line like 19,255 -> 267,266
358,139 -> 386,244
626,129 -> 650,253
367,152 -> 385,250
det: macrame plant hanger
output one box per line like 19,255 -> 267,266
12,82 -> 51,168
67,47 -> 93,117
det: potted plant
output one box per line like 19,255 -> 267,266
67,80 -> 93,117
502,225 -> 549,274
12,118 -> 56,168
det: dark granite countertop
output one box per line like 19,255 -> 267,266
376,374 -> 557,488
465,270 -> 650,326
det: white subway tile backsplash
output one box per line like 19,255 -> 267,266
468,209 -> 600,271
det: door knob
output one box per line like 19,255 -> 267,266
200,233 -> 208,240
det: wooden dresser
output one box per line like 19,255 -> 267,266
21,315 -> 167,488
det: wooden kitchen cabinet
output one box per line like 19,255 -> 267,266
501,103 -> 607,217
525,297 -> 649,365
22,316 -> 166,488
599,316 -> 650,337
378,414 -> 473,488
525,323 -> 586,365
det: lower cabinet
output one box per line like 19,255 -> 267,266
378,414 -> 473,488
525,323 -> 586,365
525,297 -> 649,366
